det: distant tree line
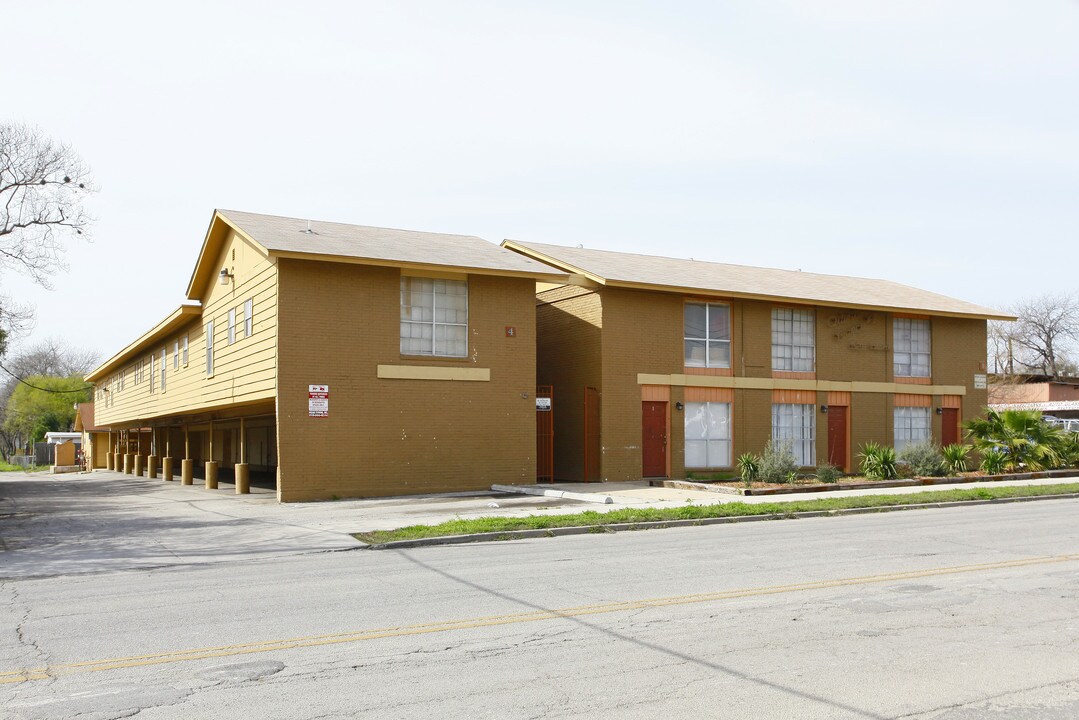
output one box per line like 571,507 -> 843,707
989,293 -> 1079,382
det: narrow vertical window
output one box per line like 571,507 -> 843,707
206,322 -> 214,376
150,353 -> 155,393
183,335 -> 189,366
174,340 -> 179,370
160,348 -> 167,392
244,299 -> 253,338
228,308 -> 236,345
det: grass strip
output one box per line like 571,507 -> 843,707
354,483 -> 1079,544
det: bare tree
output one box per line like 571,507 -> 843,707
0,123 -> 94,288
1000,293 -> 1079,381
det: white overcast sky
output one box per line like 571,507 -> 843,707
6,0 -> 1079,363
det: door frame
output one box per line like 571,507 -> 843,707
641,400 -> 669,479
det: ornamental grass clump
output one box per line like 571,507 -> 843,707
897,440 -> 944,477
859,441 -> 898,480
737,453 -> 760,487
758,440 -> 799,485
941,444 -> 971,475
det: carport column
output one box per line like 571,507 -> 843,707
181,424 -> 193,485
205,419 -> 218,489
163,428 -> 173,482
235,417 -> 250,494
106,432 -> 114,470
148,425 -> 158,479
134,429 -> 144,476
123,430 -> 134,474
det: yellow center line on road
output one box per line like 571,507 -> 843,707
3,552 -> 1077,684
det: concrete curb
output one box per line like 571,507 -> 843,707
491,483 -> 615,504
361,492 -> 1079,550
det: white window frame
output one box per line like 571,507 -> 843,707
894,406 -> 931,452
894,318 -> 931,378
160,348 -> 167,392
149,353 -> 155,394
683,301 -> 731,369
173,340 -> 179,370
206,322 -> 214,377
244,299 -> 253,338
228,308 -> 236,345
399,276 -> 469,358
183,335 -> 189,366
684,401 -> 732,468
772,403 -> 816,466
772,307 -> 815,372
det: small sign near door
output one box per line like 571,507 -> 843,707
974,374 -> 987,390
308,384 -> 329,417
536,397 -> 552,411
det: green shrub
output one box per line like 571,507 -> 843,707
859,442 -> 898,480
895,461 -> 914,479
941,444 -> 971,475
814,464 -> 840,483
980,448 -> 1007,474
737,453 -> 760,487
897,440 -> 944,477
758,440 -> 799,484
965,409 -> 1065,471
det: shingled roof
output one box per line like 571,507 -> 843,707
504,240 -> 1011,320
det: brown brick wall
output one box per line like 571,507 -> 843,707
543,289 -> 990,481
276,259 -> 538,501
535,286 -> 602,481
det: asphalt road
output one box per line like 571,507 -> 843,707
3,488 -> 1079,718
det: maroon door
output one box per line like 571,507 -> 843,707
642,401 -> 668,478
827,405 -> 848,471
941,408 -> 959,446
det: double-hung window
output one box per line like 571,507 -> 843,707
894,318 -> 931,378
149,353 -> 155,393
174,340 -> 179,370
772,403 -> 816,466
160,348 -> 167,392
182,335 -> 189,366
684,402 -> 732,467
894,406 -> 931,452
244,299 -> 253,338
228,308 -> 236,345
400,277 -> 468,357
684,302 -> 730,368
206,322 -> 215,376
772,307 -> 815,372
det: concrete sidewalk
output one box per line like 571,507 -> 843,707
3,469 -> 1077,578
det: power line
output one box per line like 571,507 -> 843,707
0,361 -> 90,394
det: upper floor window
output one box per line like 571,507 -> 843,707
182,335 -> 189,366
206,321 -> 215,376
684,302 -> 730,368
894,318 -> 931,377
160,348 -> 167,392
228,308 -> 237,345
772,307 -> 815,372
149,353 -> 155,393
173,340 -> 179,370
400,277 -> 468,357
244,299 -> 253,338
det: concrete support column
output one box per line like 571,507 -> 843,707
181,458 -> 194,485
148,455 -> 158,479
134,454 -> 144,477
123,453 -> 132,474
205,461 -> 219,489
106,450 -> 114,471
163,457 -> 174,481
235,464 -> 250,494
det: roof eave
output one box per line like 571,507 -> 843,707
85,304 -> 203,382
184,210 -> 270,300
267,248 -> 569,282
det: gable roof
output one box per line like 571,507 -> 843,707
187,210 -> 567,299
504,240 -> 1012,320
74,403 -> 108,432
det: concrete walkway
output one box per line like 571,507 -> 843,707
2,469 -> 1077,578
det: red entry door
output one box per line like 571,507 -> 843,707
642,401 -> 668,478
827,405 -> 848,471
941,408 -> 959,446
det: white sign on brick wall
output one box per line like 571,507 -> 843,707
973,374 -> 987,390
309,384 -> 329,417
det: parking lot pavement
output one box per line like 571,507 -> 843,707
4,470 -> 1077,579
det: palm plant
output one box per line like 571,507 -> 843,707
965,409 -> 1066,471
